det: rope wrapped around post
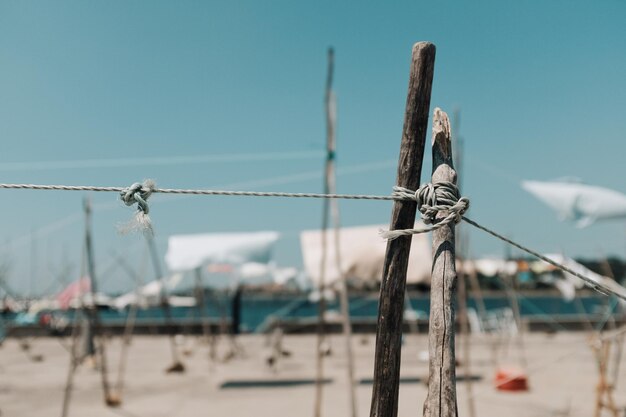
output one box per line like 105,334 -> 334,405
380,181 -> 469,240
119,179 -> 155,234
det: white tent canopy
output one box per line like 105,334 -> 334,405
300,224 -> 431,286
165,231 -> 280,272
522,180 -> 626,227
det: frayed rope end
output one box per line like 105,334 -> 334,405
119,179 -> 156,235
379,228 -> 405,241
117,212 -> 154,236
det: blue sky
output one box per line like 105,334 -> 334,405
0,1 -> 625,295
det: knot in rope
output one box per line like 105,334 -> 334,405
413,181 -> 469,225
380,181 -> 469,240
119,179 -> 155,234
120,180 -> 154,214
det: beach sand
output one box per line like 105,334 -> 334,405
0,332 -> 623,416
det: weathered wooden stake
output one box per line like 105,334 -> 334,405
592,339 -> 620,417
313,48 -> 333,417
457,269 -> 476,417
145,233 -> 184,372
423,109 -> 458,417
452,110 -> 477,417
324,47 -> 359,417
83,197 -> 117,406
369,41 -> 435,417
194,267 -> 213,344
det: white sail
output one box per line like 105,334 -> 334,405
522,180 -> 626,227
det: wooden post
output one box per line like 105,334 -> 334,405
60,254 -> 87,417
592,339 -> 620,417
423,108 -> 458,417
502,274 -> 528,370
452,111 -> 477,417
457,268 -> 476,417
83,197 -> 117,406
145,233 -> 184,372
112,249 -> 147,401
369,41 -> 435,417
467,268 -> 498,367
323,47 -> 359,417
194,267 -> 213,343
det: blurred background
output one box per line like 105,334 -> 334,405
0,1 -> 625,417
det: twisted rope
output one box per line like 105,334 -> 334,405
1,180 -> 626,301
380,181 -> 470,240
0,183 -> 397,201
118,180 -> 155,234
120,180 -> 154,214
461,216 -> 626,301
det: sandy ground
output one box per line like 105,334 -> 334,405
0,332 -> 624,417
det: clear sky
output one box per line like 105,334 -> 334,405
0,1 -> 625,295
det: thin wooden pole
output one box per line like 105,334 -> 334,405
600,258 -> 618,331
83,197 -> 117,406
369,41 -> 435,417
60,308 -> 82,417
314,46 -> 334,417
593,339 -> 620,417
452,110 -> 477,417
113,247 -> 147,401
466,267 -> 498,367
194,267 -> 213,344
313,229 -> 328,417
324,47 -> 359,417
502,274 -> 528,369
60,247 -> 87,417
457,269 -> 476,417
423,108 -> 458,417
145,233 -> 184,372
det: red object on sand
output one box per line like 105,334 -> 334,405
494,367 -> 529,391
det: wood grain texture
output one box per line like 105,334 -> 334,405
369,41 -> 436,417
423,108 -> 458,417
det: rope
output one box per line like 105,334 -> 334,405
461,216 -> 626,301
119,180 -> 155,234
0,182 -> 397,200
379,181 -> 469,239
377,182 -> 626,302
1,180 -> 625,301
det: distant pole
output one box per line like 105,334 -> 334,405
60,311 -> 81,417
145,233 -> 184,372
83,197 -> 116,406
423,108 -> 458,417
113,247 -> 147,401
194,267 -> 212,344
502,273 -> 528,370
467,268 -> 497,367
313,46 -> 333,417
457,267 -> 475,416
29,228 -> 35,300
452,109 -> 477,417
369,42 -> 435,417
61,247 -> 88,417
325,47 -> 359,417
